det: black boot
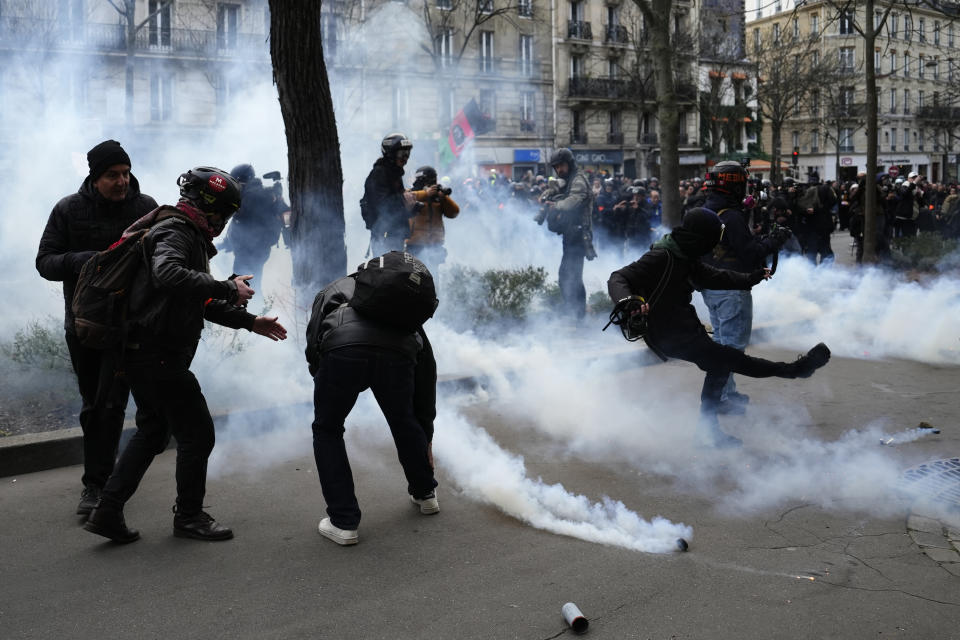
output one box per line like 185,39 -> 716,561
84,504 -> 140,544
173,509 -> 234,541
785,343 -> 831,378
76,486 -> 101,517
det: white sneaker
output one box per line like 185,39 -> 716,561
410,491 -> 440,515
318,518 -> 358,545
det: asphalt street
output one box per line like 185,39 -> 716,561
2,340 -> 958,640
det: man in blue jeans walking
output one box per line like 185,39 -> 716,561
699,162 -> 790,412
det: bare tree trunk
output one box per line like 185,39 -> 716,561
771,125 -> 782,183
862,0 -> 879,263
639,0 -> 680,228
269,0 -> 347,292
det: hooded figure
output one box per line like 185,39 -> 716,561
608,208 -> 831,448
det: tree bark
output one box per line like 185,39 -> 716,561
269,0 -> 347,292
862,0 -> 879,263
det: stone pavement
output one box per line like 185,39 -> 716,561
2,341 -> 958,639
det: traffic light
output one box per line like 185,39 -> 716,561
792,148 -> 799,166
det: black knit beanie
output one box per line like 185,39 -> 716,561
87,140 -> 131,181
672,208 -> 723,257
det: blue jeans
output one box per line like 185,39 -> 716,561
700,289 -> 753,400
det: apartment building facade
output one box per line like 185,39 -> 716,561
747,0 -> 960,182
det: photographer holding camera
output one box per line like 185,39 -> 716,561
405,166 -> 459,280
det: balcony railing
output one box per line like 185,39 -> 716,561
519,119 -> 536,132
829,103 -> 865,119
570,132 -> 588,144
568,21 -> 592,41
639,132 -> 658,145
568,76 -> 637,99
917,105 -> 960,120
608,132 -> 624,144
0,17 -> 267,58
604,24 -> 629,44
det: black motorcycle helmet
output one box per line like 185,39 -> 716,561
177,166 -> 242,233
413,165 -> 438,190
381,132 -> 413,158
703,161 -> 748,200
230,163 -> 256,184
549,147 -> 576,170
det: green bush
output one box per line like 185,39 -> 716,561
1,317 -> 72,370
890,232 -> 960,272
442,264 -> 553,330
587,290 -> 611,314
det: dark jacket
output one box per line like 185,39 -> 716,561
701,193 -> 782,274
127,208 -> 254,347
36,175 -> 158,332
305,275 -> 436,439
552,168 -> 594,245
362,157 -> 409,238
305,275 -> 423,366
608,244 -> 760,354
225,179 -> 283,254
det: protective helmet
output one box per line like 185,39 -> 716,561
549,147 -> 575,169
177,166 -> 242,229
381,132 -> 412,157
704,161 -> 748,199
230,163 -> 256,184
783,176 -> 796,187
413,165 -> 438,189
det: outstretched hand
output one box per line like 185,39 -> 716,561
252,316 -> 287,341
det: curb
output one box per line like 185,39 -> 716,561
0,346 -> 657,479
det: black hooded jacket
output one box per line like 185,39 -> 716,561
362,157 -> 409,237
36,175 -> 158,332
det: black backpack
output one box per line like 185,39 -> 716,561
349,251 -> 438,332
71,228 -> 151,349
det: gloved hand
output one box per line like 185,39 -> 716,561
771,225 -> 793,246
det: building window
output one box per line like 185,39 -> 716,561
572,109 -> 585,143
753,28 -> 760,52
479,31 -> 494,73
811,130 -> 819,152
773,23 -> 780,44
609,110 -> 622,141
810,13 -> 819,38
890,89 -> 896,113
891,128 -> 897,151
148,0 -> 172,47
479,0 -> 493,14
217,3 -> 240,50
904,128 -> 909,151
903,89 -> 910,114
392,86 -> 409,127
811,89 -> 820,116
839,47 -> 854,73
436,28 -> 454,68
889,51 -> 896,74
811,50 -> 819,67
479,89 -> 495,124
519,34 -> 533,76
150,71 -> 174,121
919,55 -> 925,79
570,53 -> 584,78
792,17 -> 799,40
62,0 -> 85,41
437,0 -> 452,9
321,14 -> 340,59
792,130 -> 800,149
904,15 -> 912,41
934,57 -> 940,80
520,92 -> 535,131
903,53 -> 910,77
839,10 -> 854,35
950,24 -> 955,47
935,21 -> 941,45
890,14 -> 898,38
877,88 -> 882,113
518,0 -> 532,18
875,48 -> 881,70
919,18 -> 925,42
918,90 -> 924,109
840,127 -> 853,152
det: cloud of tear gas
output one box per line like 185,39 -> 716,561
751,255 -> 960,364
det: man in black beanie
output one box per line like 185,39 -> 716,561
36,140 -> 158,517
608,208 -> 831,448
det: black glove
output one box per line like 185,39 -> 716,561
748,269 -> 767,286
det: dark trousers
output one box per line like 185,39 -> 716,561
653,330 -> 790,416
64,332 -> 130,489
311,347 -> 437,530
559,240 -> 586,321
100,345 -> 214,516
